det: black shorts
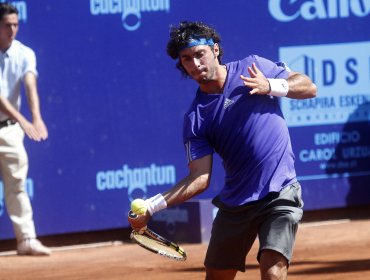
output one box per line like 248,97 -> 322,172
204,182 -> 304,272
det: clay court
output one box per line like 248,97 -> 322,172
0,216 -> 370,280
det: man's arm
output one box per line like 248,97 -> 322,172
240,63 -> 317,99
285,71 -> 317,99
24,72 -> 48,140
23,72 -> 48,140
129,154 -> 213,230
163,154 -> 212,206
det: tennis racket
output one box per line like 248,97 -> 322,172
128,211 -> 187,261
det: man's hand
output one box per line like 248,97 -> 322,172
33,118 -> 48,140
128,210 -> 151,232
240,63 -> 270,95
18,119 -> 43,142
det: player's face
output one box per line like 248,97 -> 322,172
179,44 -> 219,84
0,14 -> 19,51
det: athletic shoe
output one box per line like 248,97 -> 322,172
17,238 -> 51,256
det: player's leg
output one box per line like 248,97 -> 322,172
257,182 -> 304,280
204,206 -> 258,279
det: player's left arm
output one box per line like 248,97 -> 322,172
240,63 -> 317,99
24,72 -> 48,140
285,71 -> 317,99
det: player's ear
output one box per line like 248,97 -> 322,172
213,43 -> 220,58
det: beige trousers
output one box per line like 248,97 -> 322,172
0,123 -> 36,241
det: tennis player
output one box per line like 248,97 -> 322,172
129,21 -> 317,280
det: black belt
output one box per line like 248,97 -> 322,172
0,119 -> 16,129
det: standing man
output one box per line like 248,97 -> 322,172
129,21 -> 316,279
0,3 -> 50,255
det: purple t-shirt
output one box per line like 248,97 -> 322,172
183,55 -> 297,207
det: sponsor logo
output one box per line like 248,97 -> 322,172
223,98 -> 235,109
96,163 -> 176,200
0,178 -> 34,217
89,0 -> 171,31
151,201 -> 218,239
0,0 -> 27,22
152,207 -> 188,235
268,0 -> 370,22
279,41 -> 370,127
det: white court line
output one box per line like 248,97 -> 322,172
300,219 -> 351,228
0,220 -> 356,256
0,240 -> 124,257
51,240 -> 124,252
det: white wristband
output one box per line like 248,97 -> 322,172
145,194 -> 167,216
267,79 -> 289,97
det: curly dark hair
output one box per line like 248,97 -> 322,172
166,21 -> 223,77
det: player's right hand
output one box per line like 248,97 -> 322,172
128,211 -> 151,232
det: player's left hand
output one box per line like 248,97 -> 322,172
240,63 -> 270,95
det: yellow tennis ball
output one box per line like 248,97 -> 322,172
131,199 -> 147,215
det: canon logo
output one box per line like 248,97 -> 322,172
268,0 -> 370,21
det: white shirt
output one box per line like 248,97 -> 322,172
0,39 -> 38,121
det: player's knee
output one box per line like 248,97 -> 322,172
261,265 -> 287,280
260,249 -> 288,280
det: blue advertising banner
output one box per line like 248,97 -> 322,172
0,0 -> 369,239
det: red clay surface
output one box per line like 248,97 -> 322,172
0,219 -> 369,280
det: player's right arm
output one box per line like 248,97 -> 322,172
163,154 -> 213,206
128,155 -> 213,231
